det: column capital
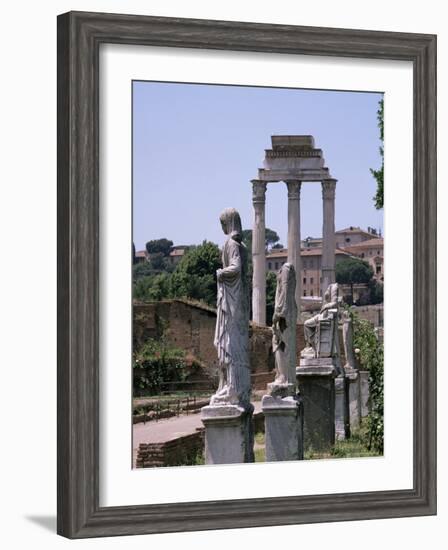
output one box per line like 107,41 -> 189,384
322,179 -> 337,200
285,180 -> 302,200
251,180 -> 267,204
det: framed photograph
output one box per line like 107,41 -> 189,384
57,11 -> 436,538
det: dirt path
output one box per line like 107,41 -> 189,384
133,401 -> 263,464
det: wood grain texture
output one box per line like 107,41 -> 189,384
57,10 -> 437,539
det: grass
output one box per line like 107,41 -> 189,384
305,424 -> 381,460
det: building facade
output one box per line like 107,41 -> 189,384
266,247 -> 354,298
344,237 -> 384,281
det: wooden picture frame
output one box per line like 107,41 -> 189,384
57,11 -> 437,538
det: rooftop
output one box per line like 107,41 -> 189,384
345,237 -> 384,249
267,247 -> 352,258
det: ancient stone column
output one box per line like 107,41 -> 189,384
286,181 -> 302,314
321,179 -> 337,295
252,180 -> 267,325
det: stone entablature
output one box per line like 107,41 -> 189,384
251,135 -> 337,325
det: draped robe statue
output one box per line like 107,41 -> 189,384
342,309 -> 357,371
302,282 -> 339,359
270,263 -> 297,394
211,208 -> 251,407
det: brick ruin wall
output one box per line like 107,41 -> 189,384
134,300 -> 346,391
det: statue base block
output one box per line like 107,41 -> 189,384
262,395 -> 304,461
201,404 -> 254,465
345,367 -> 361,430
296,358 -> 337,452
335,374 -> 350,440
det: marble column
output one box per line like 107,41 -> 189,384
286,181 -> 302,314
321,179 -> 337,295
252,180 -> 267,325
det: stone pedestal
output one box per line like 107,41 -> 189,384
345,367 -> 361,430
359,370 -> 370,418
334,374 -> 350,440
296,358 -> 337,451
201,404 -> 254,465
262,393 -> 303,462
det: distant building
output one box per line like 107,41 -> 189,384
135,250 -> 149,264
335,226 -> 380,249
344,237 -> 384,281
167,245 -> 190,266
302,226 -> 381,250
266,247 -> 354,297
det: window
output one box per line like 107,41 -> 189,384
303,290 -> 307,296
345,237 -> 351,243
310,290 -> 314,297
303,277 -> 306,284
275,262 -> 279,270
310,277 -> 314,284
361,252 -> 365,258
376,265 -> 382,274
268,262 -> 272,270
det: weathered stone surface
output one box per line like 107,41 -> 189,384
359,370 -> 370,418
342,310 -> 357,371
321,180 -> 336,292
251,181 -> 267,326
201,404 -> 254,464
270,262 -> 297,391
346,367 -> 361,429
335,374 -> 350,440
251,135 -> 337,322
212,208 -> 251,407
262,395 -> 303,461
134,301 -> 275,391
301,283 -> 340,360
296,359 -> 337,451
286,183 -> 302,311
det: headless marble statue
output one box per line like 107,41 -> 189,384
211,208 -> 251,407
302,282 -> 339,359
269,263 -> 297,397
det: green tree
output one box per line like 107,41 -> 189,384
370,99 -> 384,209
265,228 -> 280,250
133,272 -> 172,301
148,252 -> 167,271
133,261 -> 154,280
145,238 -> 173,256
171,241 -> 222,306
336,258 -> 374,304
265,271 -> 277,324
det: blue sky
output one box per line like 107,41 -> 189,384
133,81 -> 383,251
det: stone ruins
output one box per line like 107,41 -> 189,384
251,135 -> 336,326
200,135 -> 367,464
134,134 -> 377,469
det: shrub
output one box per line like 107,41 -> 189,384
352,310 -> 384,454
133,338 -> 199,395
